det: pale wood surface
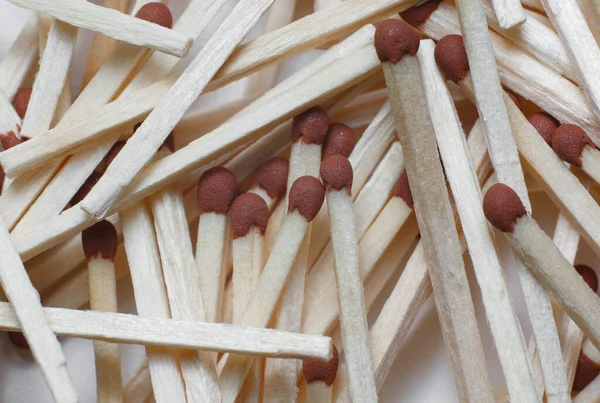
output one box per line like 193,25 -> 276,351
490,0 -> 527,28
0,14 -> 38,99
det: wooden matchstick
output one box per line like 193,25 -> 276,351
218,176 -> 326,403
551,124 -> 600,187
124,362 -> 153,403
303,345 -> 339,403
249,158 -> 289,211
7,0 -> 192,56
320,155 -> 377,402
0,14 -> 38,100
83,220 -> 123,402
375,19 -> 493,401
489,0 -> 527,28
195,167 -> 237,324
483,183 -> 600,353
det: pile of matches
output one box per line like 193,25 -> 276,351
4,0 -> 600,401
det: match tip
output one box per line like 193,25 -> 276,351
13,88 -> 32,119
197,167 -> 238,215
320,155 -> 353,194
288,176 -> 325,222
374,19 -> 420,64
552,124 -> 595,167
400,0 -> 442,27
135,2 -> 173,28
574,353 -> 600,391
322,123 -> 355,159
254,158 -> 289,199
70,171 -> 102,206
505,89 -> 521,110
575,265 -> 599,293
82,220 -> 118,261
394,170 -> 413,208
303,345 -> 339,386
230,193 -> 269,239
292,107 -> 329,144
528,112 -> 558,147
483,183 -> 527,233
1,131 -> 22,150
434,35 -> 469,83
8,332 -> 29,350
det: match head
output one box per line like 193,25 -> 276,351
320,155 -> 353,194
303,344 -> 339,386
322,123 -> 355,159
197,167 -> 238,215
8,332 -> 30,350
292,107 -> 329,144
574,353 -> 600,391
13,87 -> 32,119
400,0 -> 442,27
254,158 -> 289,199
575,265 -> 599,293
528,112 -> 559,147
288,176 -> 325,222
82,220 -> 118,261
1,131 -> 22,150
434,35 -> 470,83
374,19 -> 420,64
552,124 -> 595,167
394,170 -> 413,208
483,183 -> 527,233
135,2 -> 173,28
230,193 -> 269,239
70,171 -> 103,206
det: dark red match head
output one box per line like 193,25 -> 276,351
135,2 -> 173,28
253,158 -> 289,199
575,265 -> 599,293
230,193 -> 269,239
82,220 -> 118,261
434,35 -> 469,83
288,176 -> 325,222
303,344 -> 339,386
552,124 -> 595,167
197,167 -> 238,215
574,352 -> 600,391
394,170 -> 413,208
322,123 -> 355,160
13,88 -> 32,119
528,112 -> 559,147
400,0 -> 443,27
374,19 -> 420,64
320,155 -> 353,194
292,107 -> 329,144
483,183 -> 527,233
1,131 -> 22,150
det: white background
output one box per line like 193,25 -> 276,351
0,0 -> 596,401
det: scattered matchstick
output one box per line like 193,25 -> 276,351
302,345 -> 339,403
489,0 -> 527,29
83,220 -> 123,402
551,124 -> 600,187
0,15 -> 38,100
376,18 -> 494,401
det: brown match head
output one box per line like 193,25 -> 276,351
288,176 -> 325,222
13,88 -> 32,119
292,107 -> 329,144
322,123 -> 355,159
434,35 -> 469,83
374,19 -> 420,64
303,344 -> 339,386
394,170 -> 413,208
82,220 -> 118,261
528,112 -> 559,147
552,124 -> 595,167
1,131 -> 22,150
505,89 -> 521,110
197,167 -> 238,215
8,332 -> 30,350
230,193 -> 269,239
106,141 -> 127,167
574,353 -> 600,391
70,171 -> 103,206
135,3 -> 173,28
320,155 -> 353,194
400,0 -> 442,27
575,265 -> 599,293
483,183 -> 527,233
254,158 -> 289,199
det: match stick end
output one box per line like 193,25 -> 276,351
394,170 -> 413,208
230,193 -> 269,238
197,167 -> 238,215
400,0 -> 442,27
292,106 -> 329,144
322,123 -> 355,159
254,158 -> 289,199
552,124 -> 595,167
82,220 -> 118,261
303,344 -> 339,386
288,176 -> 325,222
374,19 -> 419,64
575,265 -> 599,293
13,87 -> 32,119
434,35 -> 469,83
320,155 -> 353,194
528,112 -> 559,147
135,2 -> 173,28
483,183 -> 527,233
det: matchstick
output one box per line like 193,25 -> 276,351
0,14 -> 38,100
375,19 -> 493,401
218,176 -> 326,403
248,158 -> 289,211
303,345 -> 339,403
489,0 -> 527,29
551,124 -> 600,187
320,155 -> 377,402
195,167 -> 237,324
83,220 -> 123,402
483,183 -> 600,352
7,0 -> 192,57
124,362 -> 153,403
418,38 -> 537,401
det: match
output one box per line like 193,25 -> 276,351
551,124 -> 600,187
302,345 -> 339,403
